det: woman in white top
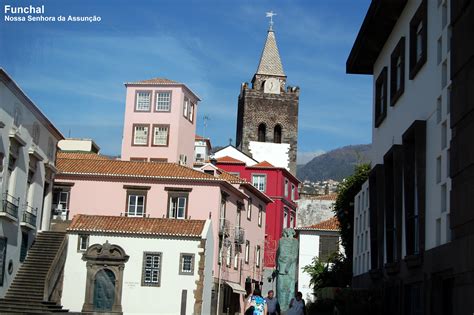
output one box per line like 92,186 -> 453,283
287,291 -> 306,315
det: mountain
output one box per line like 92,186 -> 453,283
297,144 -> 371,182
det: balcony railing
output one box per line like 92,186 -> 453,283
1,192 -> 19,220
219,218 -> 230,236
52,206 -> 69,221
22,204 -> 37,228
234,227 -> 245,244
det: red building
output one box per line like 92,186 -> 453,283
216,156 -> 300,268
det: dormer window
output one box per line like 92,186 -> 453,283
135,91 -> 151,111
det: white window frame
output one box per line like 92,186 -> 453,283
155,91 -> 171,112
142,252 -> 162,286
245,241 -> 250,264
136,91 -> 151,111
284,179 -> 289,197
179,253 -> 194,275
252,174 -> 266,192
247,198 -> 252,220
258,205 -> 263,227
169,196 -> 187,219
152,125 -> 169,146
78,234 -> 89,251
256,245 -> 261,268
283,209 -> 288,229
183,97 -> 189,118
128,194 -> 145,217
133,125 -> 149,146
291,184 -> 296,201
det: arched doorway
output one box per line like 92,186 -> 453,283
274,125 -> 282,143
258,124 -> 266,142
93,269 -> 116,311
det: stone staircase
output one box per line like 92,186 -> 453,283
0,231 -> 69,313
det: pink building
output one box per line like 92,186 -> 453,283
54,152 -> 272,314
215,156 -> 300,269
121,78 -> 200,166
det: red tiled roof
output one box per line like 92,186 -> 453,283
216,156 -> 246,164
57,151 -> 110,160
299,217 -> 340,231
252,161 -> 275,168
217,170 -> 247,184
56,157 -> 222,181
68,215 -> 206,237
127,77 -> 179,85
315,193 -> 338,201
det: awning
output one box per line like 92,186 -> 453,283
225,281 -> 246,295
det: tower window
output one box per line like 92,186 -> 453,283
257,123 -> 266,142
274,125 -> 282,143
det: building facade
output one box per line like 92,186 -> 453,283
54,152 -> 271,314
121,78 -> 200,166
347,0 -> 474,313
215,155 -> 300,296
194,135 -> 212,165
295,217 -> 342,304
62,215 -> 213,314
0,68 -> 63,297
296,193 -> 337,228
235,26 -> 300,175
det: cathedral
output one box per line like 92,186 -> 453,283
235,22 -> 300,175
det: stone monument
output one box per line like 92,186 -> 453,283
276,228 -> 298,311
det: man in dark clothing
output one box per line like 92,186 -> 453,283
265,290 -> 281,315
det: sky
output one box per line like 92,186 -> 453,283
1,0 -> 372,164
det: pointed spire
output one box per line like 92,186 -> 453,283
255,29 -> 286,77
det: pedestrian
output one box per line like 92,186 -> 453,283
265,290 -> 281,315
287,291 -> 306,315
245,288 -> 268,315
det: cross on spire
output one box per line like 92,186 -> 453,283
266,11 -> 277,30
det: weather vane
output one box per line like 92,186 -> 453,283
266,11 -> 277,30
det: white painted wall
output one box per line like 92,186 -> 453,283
58,139 -> 99,153
296,197 -> 335,228
369,0 -> 452,257
353,180 -> 371,276
213,146 -> 258,166
62,225 -> 214,315
249,141 -> 290,170
297,230 -> 343,304
0,71 -> 61,297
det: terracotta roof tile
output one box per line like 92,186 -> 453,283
57,151 -> 110,160
252,161 -> 275,168
68,214 -> 205,237
217,170 -> 247,184
56,157 -> 222,181
216,156 -> 246,164
127,77 -> 179,85
299,217 -> 340,231
315,193 -> 338,201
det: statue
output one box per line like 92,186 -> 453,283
276,228 -> 298,312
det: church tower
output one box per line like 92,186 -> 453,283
236,23 -> 300,175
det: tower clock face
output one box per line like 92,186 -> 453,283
264,78 -> 280,94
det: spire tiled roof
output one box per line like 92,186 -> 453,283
256,30 -> 285,77
68,214 -> 206,237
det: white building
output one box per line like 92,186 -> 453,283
62,215 -> 214,315
57,138 -> 100,153
295,217 -> 342,304
0,68 -> 63,297
346,0 -> 463,312
352,181 -> 370,276
194,135 -> 211,165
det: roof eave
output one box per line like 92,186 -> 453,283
346,0 -> 408,75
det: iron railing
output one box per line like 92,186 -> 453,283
22,204 -> 37,227
219,218 -> 230,236
1,192 -> 19,219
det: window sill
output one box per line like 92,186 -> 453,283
404,253 -> 423,268
384,261 -> 400,274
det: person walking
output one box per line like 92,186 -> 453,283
265,290 -> 281,315
245,288 -> 268,315
287,291 -> 306,315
